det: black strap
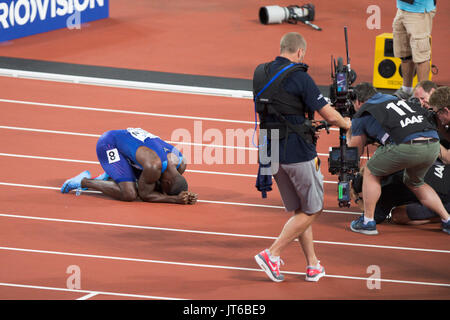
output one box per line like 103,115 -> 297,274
266,104 -> 315,144
254,62 -> 308,115
399,0 -> 436,5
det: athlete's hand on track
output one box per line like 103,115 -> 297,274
187,192 -> 198,205
177,191 -> 198,205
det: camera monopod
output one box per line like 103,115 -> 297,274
328,27 -> 359,207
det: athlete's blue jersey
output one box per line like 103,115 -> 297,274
96,128 -> 183,183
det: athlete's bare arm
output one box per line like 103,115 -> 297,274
136,153 -> 195,204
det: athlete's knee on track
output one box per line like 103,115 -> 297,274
120,186 -> 138,202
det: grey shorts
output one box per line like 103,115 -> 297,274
273,158 -> 324,214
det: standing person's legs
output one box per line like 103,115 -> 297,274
269,210 -> 320,262
255,158 -> 325,282
400,59 -> 415,89
350,144 -> 397,235
360,167 -> 382,221
393,9 -> 414,94
403,10 -> 435,82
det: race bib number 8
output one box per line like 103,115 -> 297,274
127,128 -> 158,142
106,148 -> 121,164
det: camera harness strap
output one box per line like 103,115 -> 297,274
252,63 -> 295,147
253,63 -> 316,151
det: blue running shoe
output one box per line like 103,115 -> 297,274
94,172 -> 110,181
61,171 -> 91,194
350,215 -> 378,235
442,220 -> 450,235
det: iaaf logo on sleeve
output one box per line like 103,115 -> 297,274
0,0 -> 105,28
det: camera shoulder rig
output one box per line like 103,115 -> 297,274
253,61 -> 321,145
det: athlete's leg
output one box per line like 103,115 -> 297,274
81,179 -> 137,201
94,131 -> 140,201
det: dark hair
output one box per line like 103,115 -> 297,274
414,80 -> 437,93
167,175 -> 188,196
353,82 -> 377,104
429,86 -> 450,111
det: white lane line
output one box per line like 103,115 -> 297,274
0,125 -> 101,138
0,181 -> 358,214
0,97 -> 341,131
0,153 -> 99,165
0,213 -> 447,254
0,152 -> 339,183
0,125 -> 343,158
0,246 -> 448,288
0,282 -> 186,300
0,98 -> 255,124
0,125 -> 257,151
76,292 -> 99,300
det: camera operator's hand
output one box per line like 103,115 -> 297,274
343,117 -> 352,131
318,104 -> 352,131
314,129 -> 322,141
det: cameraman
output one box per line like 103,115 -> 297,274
253,32 -> 351,282
346,82 -> 449,235
351,162 -> 449,226
429,86 -> 450,164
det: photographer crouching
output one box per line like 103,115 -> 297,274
428,86 -> 450,164
350,162 -> 449,227
346,82 -> 450,235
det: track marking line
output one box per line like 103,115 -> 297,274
0,246 -> 448,288
0,282 -> 186,300
0,98 -> 255,124
0,151 -> 337,183
0,212 -> 447,254
0,181 -> 359,215
0,125 -> 257,151
76,292 -> 99,300
0,125 -> 352,159
0,97 -> 341,131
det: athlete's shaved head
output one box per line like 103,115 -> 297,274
160,165 -> 188,196
167,174 -> 188,196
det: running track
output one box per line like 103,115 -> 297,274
0,0 -> 449,301
0,76 -> 449,301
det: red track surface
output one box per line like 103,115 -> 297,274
1,0 -> 449,85
0,1 -> 449,301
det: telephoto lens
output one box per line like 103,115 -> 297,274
258,4 -> 315,25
